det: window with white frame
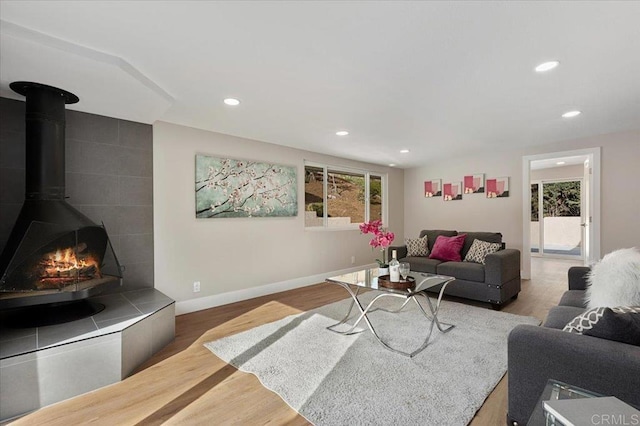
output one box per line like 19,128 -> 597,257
304,162 -> 386,229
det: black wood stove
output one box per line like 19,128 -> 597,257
0,82 -> 122,323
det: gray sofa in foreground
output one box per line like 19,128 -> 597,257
390,230 -> 521,309
507,266 -> 640,425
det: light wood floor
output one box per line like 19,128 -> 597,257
9,257 -> 580,426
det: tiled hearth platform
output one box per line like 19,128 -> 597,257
0,289 -> 175,421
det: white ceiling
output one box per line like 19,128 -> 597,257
530,155 -> 588,171
1,1 -> 639,168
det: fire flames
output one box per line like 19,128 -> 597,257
39,244 -> 101,286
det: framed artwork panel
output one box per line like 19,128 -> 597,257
486,177 -> 509,198
424,179 -> 442,198
443,181 -> 462,201
195,154 -> 298,218
464,174 -> 485,194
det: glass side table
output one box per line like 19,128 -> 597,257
527,379 -> 604,426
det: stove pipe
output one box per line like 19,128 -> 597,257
0,82 -> 95,275
17,81 -> 78,200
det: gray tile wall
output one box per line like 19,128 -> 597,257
0,97 -> 153,290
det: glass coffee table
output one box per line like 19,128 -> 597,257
527,379 -> 604,426
325,267 -> 456,358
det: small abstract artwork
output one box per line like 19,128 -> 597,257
424,180 -> 442,198
443,182 -> 462,201
464,174 -> 485,194
195,154 -> 298,218
486,177 -> 509,198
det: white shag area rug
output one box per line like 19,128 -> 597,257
205,292 -> 539,426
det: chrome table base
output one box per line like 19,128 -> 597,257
326,275 -> 455,358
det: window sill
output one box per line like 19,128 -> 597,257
305,225 -> 361,232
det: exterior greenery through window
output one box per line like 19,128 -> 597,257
304,163 -> 385,228
531,181 -> 581,221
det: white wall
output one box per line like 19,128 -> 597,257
531,217 -> 582,250
404,129 -> 640,260
530,164 -> 583,181
405,150 -> 522,245
153,121 -> 404,310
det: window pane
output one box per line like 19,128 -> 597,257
370,175 -> 383,222
304,166 -> 324,227
326,170 -> 365,227
531,184 -> 539,221
543,181 -> 582,256
543,181 -> 581,217
531,183 -> 539,253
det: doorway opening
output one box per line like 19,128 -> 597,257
521,148 -> 601,280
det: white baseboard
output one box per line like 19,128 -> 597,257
174,264 -> 376,315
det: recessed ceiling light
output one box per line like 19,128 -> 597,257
389,163 -> 396,167
556,161 -> 566,165
336,131 -> 349,136
400,149 -> 410,154
562,110 -> 581,118
224,98 -> 240,106
535,61 -> 560,72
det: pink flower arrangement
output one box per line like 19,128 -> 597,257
359,220 -> 395,267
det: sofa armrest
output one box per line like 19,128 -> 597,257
484,248 -> 520,286
568,266 -> 590,290
507,325 -> 640,425
388,245 -> 407,260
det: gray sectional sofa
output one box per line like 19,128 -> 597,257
389,230 -> 521,309
507,266 -> 640,425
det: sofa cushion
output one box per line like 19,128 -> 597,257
402,256 -> 442,274
584,307 -> 640,346
459,231 -> 502,258
543,306 -> 586,329
429,234 -> 466,262
563,306 -> 640,346
418,230 -> 457,253
437,261 -> 485,282
568,266 -> 590,290
464,239 -> 502,265
405,235 -> 429,257
559,290 -> 587,308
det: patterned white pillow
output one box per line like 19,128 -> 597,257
563,306 -> 640,334
463,239 -> 501,264
406,236 -> 429,257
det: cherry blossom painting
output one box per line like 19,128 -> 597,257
443,182 -> 462,201
195,155 -> 298,218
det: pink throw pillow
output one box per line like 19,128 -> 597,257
429,234 -> 467,262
